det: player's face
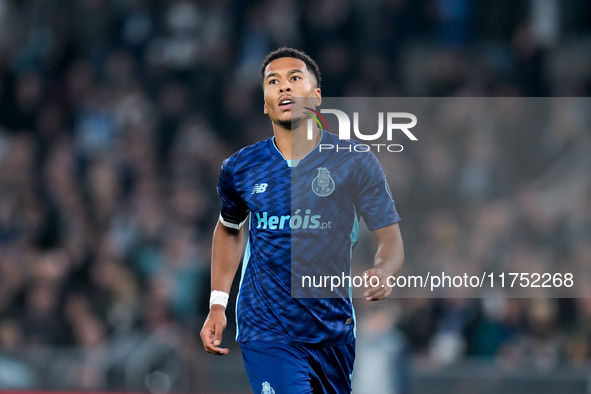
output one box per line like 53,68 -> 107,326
263,57 -> 321,129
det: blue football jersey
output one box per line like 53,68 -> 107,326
217,131 -> 400,346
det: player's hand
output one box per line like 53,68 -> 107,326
200,305 -> 229,355
363,267 -> 392,301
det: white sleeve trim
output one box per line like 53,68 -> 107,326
219,213 -> 248,230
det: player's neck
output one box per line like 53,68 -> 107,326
273,124 -> 321,161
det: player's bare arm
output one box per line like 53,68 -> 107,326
364,223 -> 404,301
200,221 -> 244,355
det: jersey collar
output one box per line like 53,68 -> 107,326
270,130 -> 325,168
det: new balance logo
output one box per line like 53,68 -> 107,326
251,183 -> 268,194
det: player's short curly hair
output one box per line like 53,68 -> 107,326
260,47 -> 321,89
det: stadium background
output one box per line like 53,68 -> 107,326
0,0 -> 590,393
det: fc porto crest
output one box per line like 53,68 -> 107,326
261,381 -> 275,394
312,167 -> 335,197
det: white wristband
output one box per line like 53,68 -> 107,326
209,290 -> 229,309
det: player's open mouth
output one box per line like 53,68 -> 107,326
278,97 -> 294,110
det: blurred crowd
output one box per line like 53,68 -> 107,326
0,0 -> 590,391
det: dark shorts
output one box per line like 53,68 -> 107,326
240,340 -> 355,394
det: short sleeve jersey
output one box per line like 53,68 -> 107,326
217,131 -> 400,346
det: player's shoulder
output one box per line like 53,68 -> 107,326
223,137 -> 273,169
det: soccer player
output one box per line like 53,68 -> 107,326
200,47 -> 404,393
